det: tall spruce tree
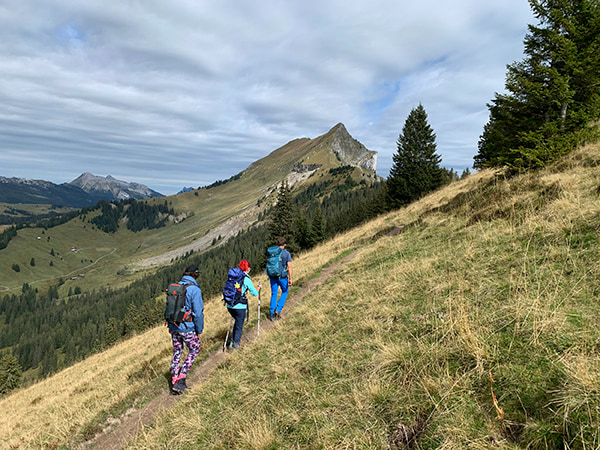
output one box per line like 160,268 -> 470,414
268,181 -> 295,248
0,353 -> 22,394
310,206 -> 326,245
294,210 -> 313,251
387,104 -> 443,208
475,0 -> 600,170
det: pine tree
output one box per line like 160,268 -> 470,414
0,353 -> 22,394
122,303 -> 137,337
267,181 -> 295,247
294,210 -> 313,250
310,206 -> 326,245
475,0 -> 600,170
387,104 -> 443,208
103,317 -> 120,348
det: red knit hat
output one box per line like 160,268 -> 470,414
239,260 -> 250,272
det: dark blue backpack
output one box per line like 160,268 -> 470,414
223,268 -> 248,307
265,246 -> 287,278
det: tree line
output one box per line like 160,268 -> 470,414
0,176 -> 387,393
90,199 -> 174,233
475,0 -> 600,171
0,198 -> 175,251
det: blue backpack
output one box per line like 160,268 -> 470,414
265,246 -> 287,278
222,268 -> 248,307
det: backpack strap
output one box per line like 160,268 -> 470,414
181,282 -> 194,322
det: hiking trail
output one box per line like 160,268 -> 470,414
80,246 -> 365,449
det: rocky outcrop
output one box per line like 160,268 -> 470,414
322,123 -> 377,172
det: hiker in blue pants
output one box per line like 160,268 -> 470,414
267,237 -> 293,320
168,264 -> 204,394
226,259 -> 261,350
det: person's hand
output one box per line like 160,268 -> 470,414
197,333 -> 203,339
288,279 -> 293,286
258,282 -> 262,290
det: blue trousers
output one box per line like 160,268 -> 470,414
269,277 -> 289,317
227,307 -> 247,347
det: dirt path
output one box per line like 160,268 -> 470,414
84,248 -> 362,449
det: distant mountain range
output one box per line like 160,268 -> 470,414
0,173 -> 164,208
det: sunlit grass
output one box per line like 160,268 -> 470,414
4,142 -> 600,448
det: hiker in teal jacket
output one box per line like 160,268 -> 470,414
168,264 -> 204,394
227,259 -> 260,350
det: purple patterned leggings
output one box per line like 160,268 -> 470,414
170,330 -> 201,379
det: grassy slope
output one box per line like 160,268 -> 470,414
128,144 -> 600,448
3,143 -> 600,448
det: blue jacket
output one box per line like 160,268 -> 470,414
167,275 -> 204,334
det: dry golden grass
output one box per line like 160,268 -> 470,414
5,142 -> 600,448
0,202 -> 368,449
0,326 -> 172,448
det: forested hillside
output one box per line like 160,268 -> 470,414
0,170 -> 387,389
3,139 -> 600,448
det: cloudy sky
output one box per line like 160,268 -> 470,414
0,0 -> 534,195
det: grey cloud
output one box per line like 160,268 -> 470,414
0,0 -> 534,194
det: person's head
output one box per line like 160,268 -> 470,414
183,264 -> 199,278
277,237 -> 286,247
239,259 -> 250,273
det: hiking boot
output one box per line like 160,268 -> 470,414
171,377 -> 187,394
274,311 -> 281,320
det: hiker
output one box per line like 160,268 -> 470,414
266,237 -> 293,320
225,259 -> 261,350
168,264 -> 204,394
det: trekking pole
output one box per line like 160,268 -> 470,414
257,282 -> 261,338
223,317 -> 233,352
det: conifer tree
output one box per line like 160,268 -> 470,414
387,104 -> 443,208
294,210 -> 313,250
0,353 -> 22,394
310,206 -> 326,245
104,317 -> 120,348
475,0 -> 600,170
268,181 -> 295,247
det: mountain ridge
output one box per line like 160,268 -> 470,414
69,172 -> 164,201
0,173 -> 164,208
0,123 -> 378,292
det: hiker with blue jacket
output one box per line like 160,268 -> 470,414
168,264 -> 204,394
226,259 -> 261,350
266,237 -> 293,320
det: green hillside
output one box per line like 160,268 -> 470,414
0,123 -> 377,296
127,143 -> 600,448
2,140 -> 600,448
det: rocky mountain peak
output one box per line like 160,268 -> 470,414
69,173 -> 163,200
321,123 -> 377,172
